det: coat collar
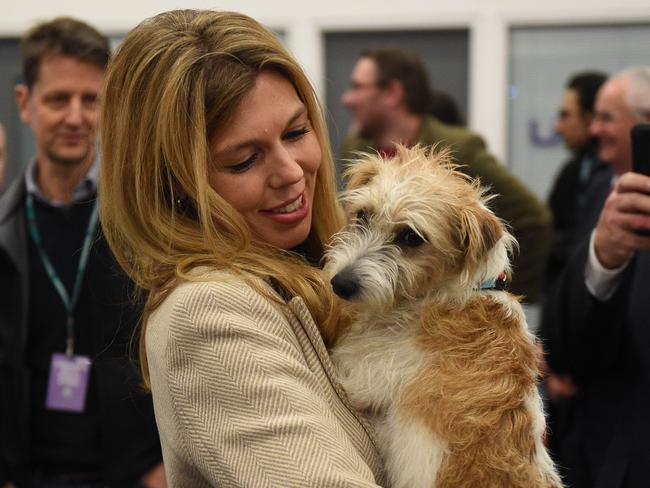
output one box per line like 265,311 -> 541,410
0,174 -> 30,352
0,172 -> 27,224
0,175 -> 28,271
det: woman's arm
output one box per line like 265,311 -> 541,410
159,280 -> 381,487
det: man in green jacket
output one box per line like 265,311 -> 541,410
340,47 -> 551,302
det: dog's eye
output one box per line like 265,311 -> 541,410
395,228 -> 425,248
355,209 -> 370,224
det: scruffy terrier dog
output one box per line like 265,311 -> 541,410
324,145 -> 562,488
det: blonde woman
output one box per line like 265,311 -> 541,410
100,9 -> 384,488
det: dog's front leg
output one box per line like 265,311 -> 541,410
376,405 -> 447,488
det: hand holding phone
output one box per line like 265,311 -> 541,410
631,124 -> 650,177
631,124 -> 650,235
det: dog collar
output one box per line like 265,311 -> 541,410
479,272 -> 508,291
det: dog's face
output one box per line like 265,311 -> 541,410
325,145 -> 514,308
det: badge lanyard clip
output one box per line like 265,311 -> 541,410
26,194 -> 99,356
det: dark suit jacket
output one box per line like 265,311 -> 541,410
541,169 -> 650,488
545,151 -> 603,290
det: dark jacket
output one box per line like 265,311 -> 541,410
341,115 -> 553,302
546,151 -> 607,290
541,170 -> 650,488
0,175 -> 162,487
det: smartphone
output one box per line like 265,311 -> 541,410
631,123 -> 650,177
631,124 -> 650,236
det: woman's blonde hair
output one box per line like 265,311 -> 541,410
100,9 -> 345,384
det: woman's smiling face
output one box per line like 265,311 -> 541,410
209,71 -> 322,250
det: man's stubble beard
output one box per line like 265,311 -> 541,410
356,117 -> 386,142
45,142 -> 93,167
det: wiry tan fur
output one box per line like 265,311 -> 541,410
325,145 -> 562,488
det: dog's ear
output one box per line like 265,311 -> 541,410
344,156 -> 381,190
460,206 -> 503,264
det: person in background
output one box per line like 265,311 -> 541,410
541,66 -> 650,488
99,9 -> 385,487
546,71 -> 609,289
340,47 -> 552,302
0,17 -> 164,488
541,70 -> 608,483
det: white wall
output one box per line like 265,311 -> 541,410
4,0 -> 650,162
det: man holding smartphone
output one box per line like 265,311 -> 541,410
541,67 -> 650,488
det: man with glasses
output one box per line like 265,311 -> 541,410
541,70 -> 609,486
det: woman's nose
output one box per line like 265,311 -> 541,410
268,145 -> 304,189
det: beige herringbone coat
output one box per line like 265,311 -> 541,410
146,270 -> 385,487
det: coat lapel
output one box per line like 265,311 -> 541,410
0,177 -> 28,272
0,177 -> 30,350
286,297 -> 383,452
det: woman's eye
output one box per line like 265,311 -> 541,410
226,153 -> 258,173
284,126 -> 310,141
395,227 -> 425,248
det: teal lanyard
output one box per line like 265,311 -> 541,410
25,193 -> 99,357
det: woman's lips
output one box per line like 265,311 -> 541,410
260,192 -> 309,223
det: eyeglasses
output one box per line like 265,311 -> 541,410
347,81 -> 381,92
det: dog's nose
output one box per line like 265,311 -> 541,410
330,269 -> 360,300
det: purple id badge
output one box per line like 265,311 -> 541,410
46,353 -> 92,412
